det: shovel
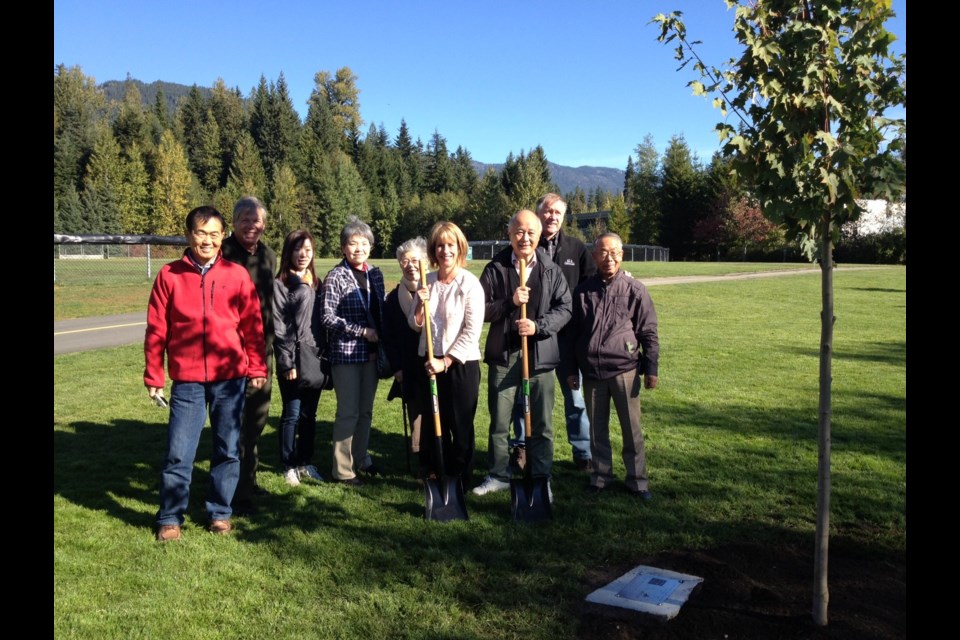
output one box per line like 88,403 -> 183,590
510,257 -> 553,522
420,261 -> 468,522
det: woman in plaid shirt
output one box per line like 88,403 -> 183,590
319,217 -> 387,485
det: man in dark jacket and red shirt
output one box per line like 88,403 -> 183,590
566,232 -> 659,500
145,206 -> 267,541
536,193 -> 596,472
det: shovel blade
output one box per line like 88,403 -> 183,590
424,476 -> 469,522
510,477 -> 553,522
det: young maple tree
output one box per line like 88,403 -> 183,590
653,0 -> 905,626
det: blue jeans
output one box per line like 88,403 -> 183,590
277,377 -> 322,469
510,368 -> 591,462
156,378 -> 246,526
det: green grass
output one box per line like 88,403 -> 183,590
54,255 -> 819,321
53,266 -> 905,639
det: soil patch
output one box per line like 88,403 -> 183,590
577,538 -> 905,639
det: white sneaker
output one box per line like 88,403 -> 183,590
299,465 -> 324,482
284,467 -> 301,487
471,476 -> 510,496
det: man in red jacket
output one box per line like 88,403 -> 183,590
145,206 -> 267,541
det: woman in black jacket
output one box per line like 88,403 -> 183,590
382,237 -> 428,477
273,230 -> 325,487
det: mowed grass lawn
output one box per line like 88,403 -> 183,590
53,266 -> 905,639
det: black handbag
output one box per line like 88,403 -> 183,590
295,340 -> 329,390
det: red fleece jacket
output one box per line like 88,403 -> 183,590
144,252 -> 267,387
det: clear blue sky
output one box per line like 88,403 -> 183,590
54,0 -> 906,170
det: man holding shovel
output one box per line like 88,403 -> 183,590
474,210 -> 571,498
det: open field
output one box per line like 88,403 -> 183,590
53,266 -> 906,639
53,257 -> 817,321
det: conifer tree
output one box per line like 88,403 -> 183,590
225,131 -> 269,204
151,130 -> 193,235
451,146 -> 478,195
311,150 -> 370,256
195,110 -> 223,193
82,128 -> 124,233
606,194 -> 631,244
54,65 -> 106,210
209,79 -> 248,187
424,130 -> 454,194
112,76 -> 150,156
658,134 -> 707,258
623,156 -> 636,207
630,134 -> 661,245
267,163 -> 303,247
464,168 -> 511,241
119,143 -> 151,234
311,67 -> 363,154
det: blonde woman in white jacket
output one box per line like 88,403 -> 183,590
409,221 -> 485,483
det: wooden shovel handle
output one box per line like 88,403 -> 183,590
419,261 -> 443,439
519,258 -> 532,439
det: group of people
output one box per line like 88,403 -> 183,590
144,193 -> 659,542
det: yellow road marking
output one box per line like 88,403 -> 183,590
55,321 -> 146,336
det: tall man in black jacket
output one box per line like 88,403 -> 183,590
221,196 -> 277,515
536,193 -> 596,472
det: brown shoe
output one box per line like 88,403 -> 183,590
575,458 -> 594,474
156,524 -> 181,542
208,519 -> 232,535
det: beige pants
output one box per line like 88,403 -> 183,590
582,368 -> 649,492
331,361 -> 378,480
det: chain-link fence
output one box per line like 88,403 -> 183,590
467,240 -> 670,262
54,235 -> 670,286
53,234 -> 188,286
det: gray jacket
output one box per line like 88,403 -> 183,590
273,274 -> 317,374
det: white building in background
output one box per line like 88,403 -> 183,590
842,199 -> 906,237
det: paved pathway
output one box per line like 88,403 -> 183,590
53,266 -> 889,355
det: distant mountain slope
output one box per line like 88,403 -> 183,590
473,161 -> 624,197
100,79 -> 214,114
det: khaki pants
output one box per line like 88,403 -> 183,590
331,361 -> 378,480
582,369 -> 648,492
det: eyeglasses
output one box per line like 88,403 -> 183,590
596,250 -> 623,260
399,258 -> 420,267
513,229 -> 538,239
191,230 -> 223,241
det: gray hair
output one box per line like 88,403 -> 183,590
507,209 -> 542,233
340,216 -> 375,247
594,231 -> 623,246
232,195 -> 268,223
536,193 -> 566,215
395,236 -> 427,260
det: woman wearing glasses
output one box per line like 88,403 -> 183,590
382,237 -> 429,478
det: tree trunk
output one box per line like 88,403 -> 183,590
813,223 -> 834,626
